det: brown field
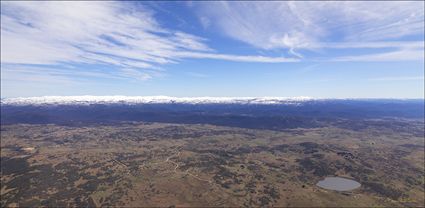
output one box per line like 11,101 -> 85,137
1,120 -> 424,207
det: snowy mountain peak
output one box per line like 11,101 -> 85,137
1,96 -> 314,106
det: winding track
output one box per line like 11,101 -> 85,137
165,151 -> 212,183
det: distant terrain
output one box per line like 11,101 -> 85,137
1,97 -> 424,207
2,97 -> 424,128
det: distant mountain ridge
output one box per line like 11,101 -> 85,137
1,96 -> 423,129
1,96 -> 314,105
1,96 -> 422,106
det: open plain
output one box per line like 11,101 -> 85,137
1,118 -> 424,207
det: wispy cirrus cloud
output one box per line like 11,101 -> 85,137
299,41 -> 424,50
186,72 -> 209,78
174,52 -> 297,63
1,1 -> 295,83
193,1 -> 424,61
332,49 -> 424,62
368,76 -> 424,82
1,64 -> 144,83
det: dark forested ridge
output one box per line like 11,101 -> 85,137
1,99 -> 423,130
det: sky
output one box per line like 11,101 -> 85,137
1,1 -> 424,98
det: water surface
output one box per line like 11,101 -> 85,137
316,177 -> 361,191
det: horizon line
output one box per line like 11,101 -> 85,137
1,95 -> 424,100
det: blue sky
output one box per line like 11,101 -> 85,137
1,1 -> 424,98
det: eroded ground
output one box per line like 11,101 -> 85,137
1,120 -> 424,207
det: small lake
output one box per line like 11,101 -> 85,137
316,177 -> 361,191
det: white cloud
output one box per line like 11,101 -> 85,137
332,49 -> 424,62
194,1 -> 424,60
186,72 -> 209,78
119,68 -> 153,81
1,65 -> 78,85
1,1 -> 179,69
300,41 -> 424,50
175,52 -> 298,63
1,1 -> 295,83
0,63 -> 162,86
368,76 -> 424,81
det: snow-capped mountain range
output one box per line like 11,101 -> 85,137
1,96 -> 315,106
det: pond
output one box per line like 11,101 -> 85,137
316,177 -> 361,191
